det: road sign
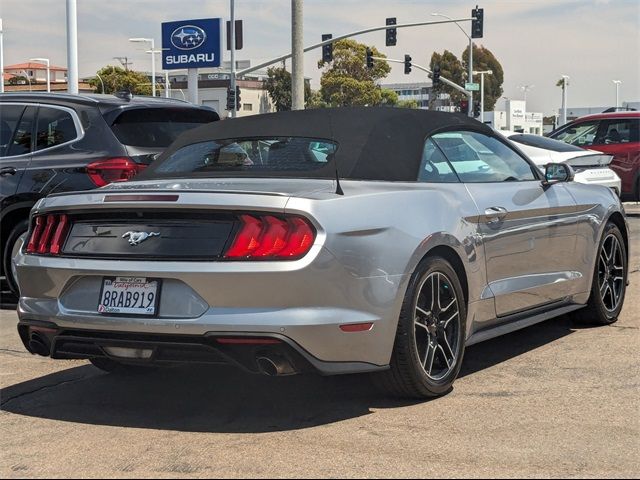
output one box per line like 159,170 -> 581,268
465,82 -> 480,91
162,18 -> 222,70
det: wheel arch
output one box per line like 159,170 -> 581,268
606,211 -> 629,262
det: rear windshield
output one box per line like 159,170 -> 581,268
109,108 -> 219,148
510,134 -> 584,152
150,137 -> 338,175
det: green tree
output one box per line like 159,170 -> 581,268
88,66 -> 153,96
264,65 -> 312,111
461,45 -> 504,111
7,75 -> 27,86
397,99 -> 419,109
317,39 -> 396,107
429,50 -> 466,108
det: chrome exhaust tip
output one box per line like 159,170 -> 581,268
256,355 -> 297,376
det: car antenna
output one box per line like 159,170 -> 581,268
327,113 -> 344,195
334,162 -> 344,195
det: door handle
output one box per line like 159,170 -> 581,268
0,167 -> 17,177
484,206 -> 508,222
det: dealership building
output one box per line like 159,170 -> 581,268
483,99 -> 544,134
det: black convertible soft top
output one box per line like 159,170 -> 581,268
144,107 -> 492,182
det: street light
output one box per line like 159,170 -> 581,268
95,73 -> 105,94
612,80 -> 622,108
146,48 -> 170,98
21,70 -> 32,91
129,37 -> 156,97
473,69 -> 492,123
518,84 -> 535,103
432,12 -> 473,117
30,57 -> 50,93
560,74 -> 570,126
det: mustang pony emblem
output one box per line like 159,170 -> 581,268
122,231 -> 160,246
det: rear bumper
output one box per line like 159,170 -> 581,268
17,321 -> 388,375
573,169 -> 622,195
14,246 -> 408,372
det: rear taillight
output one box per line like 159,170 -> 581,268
25,214 -> 70,255
225,214 -> 316,260
86,157 -> 146,187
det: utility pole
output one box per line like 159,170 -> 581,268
560,75 -> 569,126
612,80 -> 621,108
0,19 -> 4,94
66,0 -> 79,94
229,0 -> 237,117
291,0 -> 304,110
113,56 -> 133,71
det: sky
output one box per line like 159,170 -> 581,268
1,0 -> 639,115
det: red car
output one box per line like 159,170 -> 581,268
548,111 -> 640,200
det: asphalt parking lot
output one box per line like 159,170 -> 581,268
1,206 -> 638,478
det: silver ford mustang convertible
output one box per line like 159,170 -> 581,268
14,108 -> 629,398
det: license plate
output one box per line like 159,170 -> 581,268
98,277 -> 160,316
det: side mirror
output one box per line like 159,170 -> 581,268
543,163 -> 574,187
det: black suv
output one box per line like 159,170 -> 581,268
1,93 -> 220,296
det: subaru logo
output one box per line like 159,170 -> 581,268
171,25 -> 207,50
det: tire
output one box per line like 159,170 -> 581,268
89,357 -> 157,375
3,219 -> 29,297
373,256 -> 467,399
571,221 -> 628,325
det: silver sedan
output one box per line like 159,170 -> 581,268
13,108 -> 630,398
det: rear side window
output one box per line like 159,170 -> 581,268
418,138 -> 458,183
431,131 -> 537,183
595,119 -> 640,144
151,137 -> 337,175
551,121 -> 600,147
0,105 -> 26,157
7,106 -> 36,157
109,108 -> 219,148
36,107 -> 78,151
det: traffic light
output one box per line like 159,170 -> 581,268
471,6 -> 484,39
226,86 -> 236,111
473,100 -> 481,117
432,65 -> 441,86
459,99 -> 469,113
235,86 -> 242,110
366,48 -> 374,69
404,54 -> 412,74
322,34 -> 333,63
385,18 -> 397,46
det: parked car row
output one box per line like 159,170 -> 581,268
0,93 -> 220,294
547,111 -> 640,200
6,104 -> 630,399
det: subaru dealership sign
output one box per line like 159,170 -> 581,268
162,18 -> 222,70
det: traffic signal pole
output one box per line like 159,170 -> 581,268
234,17 -> 474,78
371,56 -> 469,96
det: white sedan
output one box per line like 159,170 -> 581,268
498,131 -> 622,196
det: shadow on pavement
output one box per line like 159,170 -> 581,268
1,316 -> 579,433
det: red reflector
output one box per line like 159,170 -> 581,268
340,323 -> 374,333
49,214 -> 70,255
216,337 -> 282,345
26,216 -> 45,253
225,215 -> 264,258
252,216 -> 288,257
36,215 -> 57,254
87,157 -> 145,187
